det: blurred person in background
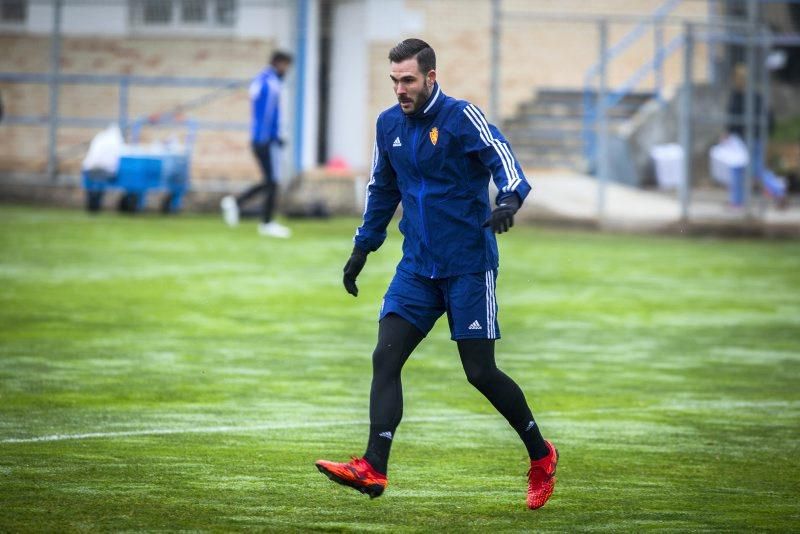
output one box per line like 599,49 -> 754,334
314,38 -> 558,510
723,63 -> 787,208
221,50 -> 293,237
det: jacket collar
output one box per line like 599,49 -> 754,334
406,82 -> 443,121
263,66 -> 282,82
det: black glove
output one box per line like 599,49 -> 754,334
483,194 -> 521,234
343,246 -> 368,297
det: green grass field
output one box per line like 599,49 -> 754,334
1,205 -> 799,532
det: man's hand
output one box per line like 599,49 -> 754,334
343,246 -> 368,297
483,194 -> 521,234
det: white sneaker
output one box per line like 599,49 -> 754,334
220,195 -> 239,227
258,221 -> 291,238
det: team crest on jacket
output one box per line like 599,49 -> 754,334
429,127 -> 439,146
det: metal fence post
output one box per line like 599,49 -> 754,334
490,0 -> 501,124
758,26 -> 772,216
654,21 -> 664,102
596,19 -> 609,222
47,0 -> 63,179
743,0 -> 758,218
707,0 -> 718,86
292,0 -> 309,179
119,76 -> 130,139
679,22 -> 694,222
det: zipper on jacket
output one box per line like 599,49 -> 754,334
411,123 -> 436,278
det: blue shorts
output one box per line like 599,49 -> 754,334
380,267 -> 500,340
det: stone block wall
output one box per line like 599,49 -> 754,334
0,34 -> 273,183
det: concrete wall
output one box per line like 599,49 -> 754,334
327,0 -> 369,169
328,0 -> 423,169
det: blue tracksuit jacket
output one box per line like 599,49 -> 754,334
250,67 -> 282,144
354,82 -> 531,279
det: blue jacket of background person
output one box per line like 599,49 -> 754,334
250,66 -> 282,144
354,82 -> 532,279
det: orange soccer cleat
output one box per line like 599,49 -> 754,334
527,440 -> 559,510
315,456 -> 388,498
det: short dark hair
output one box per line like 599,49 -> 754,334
270,50 -> 293,65
388,38 -> 436,74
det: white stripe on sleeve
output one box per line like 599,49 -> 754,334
467,105 -> 521,191
463,105 -> 521,192
463,106 -> 513,187
363,141 -> 378,217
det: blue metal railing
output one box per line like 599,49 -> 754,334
605,33 -> 684,112
581,0 -> 683,171
583,0 -> 681,83
129,116 -> 199,148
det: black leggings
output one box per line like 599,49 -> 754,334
369,313 -> 534,434
369,314 -> 425,429
237,141 -> 277,223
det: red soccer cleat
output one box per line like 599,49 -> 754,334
527,440 -> 558,509
315,456 -> 388,498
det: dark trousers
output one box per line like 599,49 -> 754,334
237,141 -> 278,223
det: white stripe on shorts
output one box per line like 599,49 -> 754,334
485,270 -> 496,338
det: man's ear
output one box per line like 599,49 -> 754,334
427,69 -> 437,88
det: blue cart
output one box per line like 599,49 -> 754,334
83,118 -> 196,214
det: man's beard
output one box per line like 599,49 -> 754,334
401,84 -> 432,114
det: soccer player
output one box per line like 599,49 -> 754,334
220,50 -> 292,238
315,39 -> 558,510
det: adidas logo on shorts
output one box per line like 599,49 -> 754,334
378,431 -> 393,440
468,320 -> 482,330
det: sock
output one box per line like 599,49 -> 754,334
363,425 -> 394,475
516,419 -> 550,460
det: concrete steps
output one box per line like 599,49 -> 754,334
504,88 -> 653,172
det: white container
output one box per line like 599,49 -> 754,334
650,143 -> 685,190
82,123 -> 124,175
709,135 -> 749,187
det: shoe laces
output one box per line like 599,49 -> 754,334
349,456 -> 368,469
527,459 -> 554,483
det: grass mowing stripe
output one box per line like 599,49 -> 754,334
0,414 -> 494,444
4,399 -> 797,443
